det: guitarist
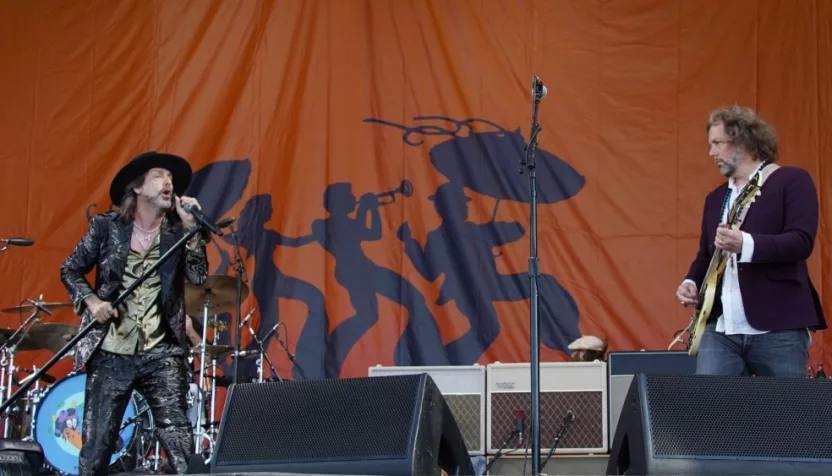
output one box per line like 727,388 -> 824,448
676,106 -> 825,377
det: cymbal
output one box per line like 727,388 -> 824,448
185,275 -> 249,316
191,344 -> 234,359
0,323 -> 78,353
205,320 -> 228,332
1,302 -> 72,314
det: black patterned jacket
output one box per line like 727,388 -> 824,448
60,211 -> 209,371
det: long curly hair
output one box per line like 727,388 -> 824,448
706,106 -> 779,163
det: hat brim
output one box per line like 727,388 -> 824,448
109,152 -> 192,205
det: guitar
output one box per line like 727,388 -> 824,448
686,172 -> 764,356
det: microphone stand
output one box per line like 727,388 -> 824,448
0,221 -> 210,417
246,323 -> 281,382
228,223 -> 248,385
520,75 -> 545,476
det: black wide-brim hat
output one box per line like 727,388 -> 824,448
109,151 -> 193,204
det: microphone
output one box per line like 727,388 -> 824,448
26,299 -> 53,316
515,410 -> 525,444
565,410 -> 576,423
181,202 -> 223,236
1,238 -> 34,246
217,217 -> 236,228
533,76 -> 547,99
263,322 -> 280,342
239,308 -> 256,329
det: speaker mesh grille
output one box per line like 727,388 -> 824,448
214,376 -> 421,463
491,391 -> 604,450
445,394 -> 481,452
645,375 -> 832,459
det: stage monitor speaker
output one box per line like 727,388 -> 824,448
368,364 -> 486,455
0,439 -> 44,476
211,374 -> 475,475
606,351 -> 697,448
607,373 -> 832,475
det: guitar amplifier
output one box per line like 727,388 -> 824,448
486,362 -> 607,455
606,351 -> 697,448
368,365 -> 486,455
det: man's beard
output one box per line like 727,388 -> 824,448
718,151 -> 741,177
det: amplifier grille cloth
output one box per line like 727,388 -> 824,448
491,391 -> 603,449
445,394 -> 481,451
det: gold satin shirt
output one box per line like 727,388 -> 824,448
101,233 -> 167,354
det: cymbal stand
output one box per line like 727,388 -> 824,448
228,223 -> 248,385
195,295 -> 211,451
244,320 -> 281,382
207,314 -> 221,442
0,301 -> 46,437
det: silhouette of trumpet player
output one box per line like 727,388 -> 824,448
275,181 -> 449,377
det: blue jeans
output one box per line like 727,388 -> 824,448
696,322 -> 810,377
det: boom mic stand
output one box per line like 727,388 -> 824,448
228,223 -> 248,385
0,214 -> 220,417
519,75 -> 546,476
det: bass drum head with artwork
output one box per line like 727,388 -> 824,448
34,373 -> 151,475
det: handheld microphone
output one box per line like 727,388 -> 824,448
1,238 -> 34,246
181,202 -> 223,236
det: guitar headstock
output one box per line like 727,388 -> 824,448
726,173 -> 763,225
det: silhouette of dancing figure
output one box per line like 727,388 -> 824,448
398,183 -> 580,364
297,183 -> 449,376
231,194 -> 332,379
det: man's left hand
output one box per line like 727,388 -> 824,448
715,223 -> 743,253
175,196 -> 200,229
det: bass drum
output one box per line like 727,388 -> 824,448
34,373 -> 154,475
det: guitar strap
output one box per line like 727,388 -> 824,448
732,162 -> 780,228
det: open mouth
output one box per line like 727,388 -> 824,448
161,190 -> 172,200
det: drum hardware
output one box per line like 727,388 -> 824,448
185,274 -> 251,453
225,221 -> 249,386
243,313 -> 281,383
1,301 -> 72,315
0,296 -> 53,438
0,224 -> 205,425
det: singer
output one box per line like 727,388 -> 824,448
60,151 -> 209,475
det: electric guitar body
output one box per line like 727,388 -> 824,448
687,173 -> 764,356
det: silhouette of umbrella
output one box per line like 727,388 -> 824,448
428,128 -> 585,205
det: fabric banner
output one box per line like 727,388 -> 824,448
0,0 -> 829,388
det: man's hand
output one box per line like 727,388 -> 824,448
84,295 -> 117,323
676,282 -> 698,307
175,196 -> 201,230
715,223 -> 743,253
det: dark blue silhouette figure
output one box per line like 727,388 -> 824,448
366,117 -> 585,361
185,159 -> 255,379
289,183 -> 450,376
227,194 -> 332,380
398,183 -> 580,362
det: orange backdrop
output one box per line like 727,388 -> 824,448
1,0 -> 830,390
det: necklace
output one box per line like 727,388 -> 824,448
133,222 -> 161,248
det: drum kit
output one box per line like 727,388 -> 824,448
0,274 -> 276,475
